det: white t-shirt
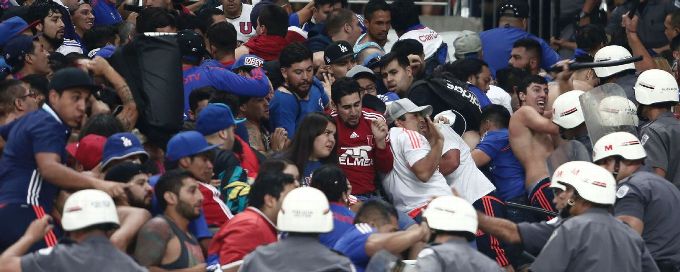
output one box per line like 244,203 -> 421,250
438,124 -> 496,204
219,4 -> 255,43
384,127 -> 452,213
399,26 -> 445,61
486,85 -> 513,115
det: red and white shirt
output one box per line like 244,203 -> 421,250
331,109 -> 394,195
198,183 -> 233,227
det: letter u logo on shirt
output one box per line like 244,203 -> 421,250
240,22 -> 253,34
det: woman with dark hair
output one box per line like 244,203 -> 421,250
310,164 -> 355,248
285,112 -> 337,186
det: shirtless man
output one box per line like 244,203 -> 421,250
134,169 -> 206,271
509,75 -> 559,221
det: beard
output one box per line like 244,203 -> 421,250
42,32 -> 64,50
176,200 -> 201,220
127,190 -> 151,210
289,80 -> 311,98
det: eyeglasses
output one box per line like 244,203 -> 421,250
20,91 -> 39,99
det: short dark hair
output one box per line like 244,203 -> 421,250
155,169 -> 197,212
310,164 -> 348,202
21,74 -> 49,99
391,39 -> 423,57
82,25 -> 118,51
575,24 -> 607,53
445,58 -> 488,82
258,4 -> 288,37
189,86 -> 215,113
248,171 -> 297,209
364,0 -> 390,20
325,9 -> 355,37
512,38 -> 542,60
354,199 -> 398,226
389,0 -> 419,34
517,74 -> 547,94
197,7 -> 223,34
496,67 -> 529,95
29,0 -> 62,24
209,92 -> 239,113
104,162 -> 147,183
314,0 -> 334,8
206,22 -> 237,54
78,114 -> 124,140
481,104 -> 511,128
331,77 -> 361,104
136,7 -> 177,34
279,42 -> 313,68
0,79 -> 26,116
379,52 -> 409,69
176,13 -> 200,31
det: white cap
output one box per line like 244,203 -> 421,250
634,69 -> 679,105
62,189 -> 120,231
598,96 -> 639,126
556,162 -> 616,205
592,131 -> 646,162
552,90 -> 585,129
593,45 -> 635,78
384,98 -> 433,124
551,161 -> 594,191
277,187 -> 333,233
422,195 -> 477,234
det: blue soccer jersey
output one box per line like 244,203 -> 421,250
333,223 -> 375,272
269,78 -> 328,139
319,203 -> 356,248
0,105 -> 70,211
475,129 -> 526,201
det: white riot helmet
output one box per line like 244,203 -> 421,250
593,45 -> 635,78
552,90 -> 585,129
422,195 -> 477,235
62,189 -> 120,231
550,161 -> 594,192
634,69 -> 680,105
277,187 -> 333,233
556,162 -> 617,205
598,96 -> 639,126
592,131 -> 646,163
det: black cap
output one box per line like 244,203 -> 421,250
176,29 -> 209,60
324,41 -> 353,65
48,68 -> 99,92
497,0 -> 529,19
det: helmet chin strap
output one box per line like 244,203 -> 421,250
612,157 -> 622,179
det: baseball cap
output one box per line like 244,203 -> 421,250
497,0 -> 529,19
166,131 -> 219,162
384,98 -> 433,124
324,41 -> 354,65
48,67 -> 100,93
232,54 -> 264,72
346,65 -> 376,80
196,103 -> 245,136
101,132 -> 149,170
0,16 -> 33,48
176,29 -> 209,61
3,34 -> 34,72
66,134 -> 107,171
453,30 -> 482,58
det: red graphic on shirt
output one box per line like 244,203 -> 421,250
240,22 -> 253,35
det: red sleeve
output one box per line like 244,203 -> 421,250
215,223 -> 262,265
374,139 -> 394,173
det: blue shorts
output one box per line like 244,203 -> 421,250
0,203 -> 61,252
529,177 -> 556,221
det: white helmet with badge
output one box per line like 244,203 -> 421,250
422,195 -> 477,235
552,90 -> 585,129
556,162 -> 617,205
634,69 -> 680,105
551,161 -> 594,192
62,189 -> 120,231
277,187 -> 333,233
593,45 -> 636,78
592,131 -> 646,163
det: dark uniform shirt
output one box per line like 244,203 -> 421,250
531,207 -> 659,272
241,235 -> 355,272
615,170 -> 680,267
21,235 -> 147,272
640,111 -> 680,188
517,216 -> 563,256
416,239 -> 504,272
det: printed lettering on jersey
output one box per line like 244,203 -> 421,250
445,80 -> 481,111
339,146 -> 373,166
239,22 -> 253,35
244,57 -> 263,67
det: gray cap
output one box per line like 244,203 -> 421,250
385,98 -> 433,124
453,30 -> 481,58
346,65 -> 376,80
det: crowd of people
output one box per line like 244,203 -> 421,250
1,0 -> 680,270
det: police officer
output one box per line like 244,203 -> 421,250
593,45 -> 638,102
548,90 -> 592,175
240,187 -> 355,271
416,195 -> 503,272
531,162 -> 659,272
476,161 -> 586,257
593,132 -> 680,272
634,69 -> 680,189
